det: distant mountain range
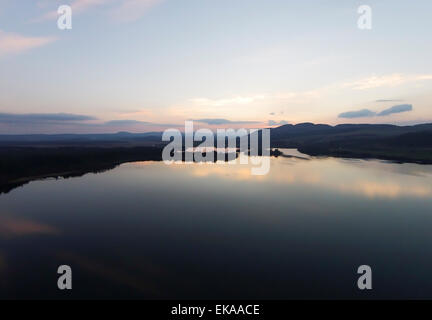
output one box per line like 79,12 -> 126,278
0,131 -> 164,147
1,122 -> 431,193
270,122 -> 432,163
1,122 -> 431,163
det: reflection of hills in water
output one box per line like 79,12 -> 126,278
2,151 -> 432,299
3,145 -> 431,201
164,150 -> 432,199
0,165 -> 118,195
2,146 -> 432,196
0,146 -> 163,194
273,148 -> 311,160
0,146 -> 251,194
2,123 -> 432,195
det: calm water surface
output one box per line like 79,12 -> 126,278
1,149 -> 432,299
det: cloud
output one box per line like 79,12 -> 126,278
109,0 -> 163,22
377,104 -> 413,116
0,112 -> 96,123
34,0 -> 162,23
338,104 -> 414,119
343,74 -> 432,90
116,108 -> 154,118
0,30 -> 56,57
104,119 -> 149,125
0,112 -> 179,133
194,119 -> 261,125
103,119 -> 176,127
344,74 -> 406,90
338,109 -> 376,119
375,99 -> 403,103
268,120 -> 289,126
71,0 -> 112,13
189,95 -> 266,107
34,0 -> 113,21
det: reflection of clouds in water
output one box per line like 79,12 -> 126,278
127,150 -> 432,199
0,252 -> 5,274
0,215 -> 59,237
188,155 -> 432,199
126,161 -> 158,167
273,157 -> 432,199
340,158 -> 432,178
191,165 -> 267,181
57,251 -> 160,296
180,156 -> 321,184
0,251 -> 6,293
56,251 -> 192,298
338,181 -> 431,199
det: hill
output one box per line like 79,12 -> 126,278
270,123 -> 432,163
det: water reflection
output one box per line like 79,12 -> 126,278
1,149 -> 432,298
0,215 -> 59,238
56,251 -> 165,297
0,252 -> 5,274
131,149 -> 432,199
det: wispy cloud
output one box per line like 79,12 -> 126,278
0,112 -> 177,133
343,74 -> 432,90
0,112 -> 96,123
104,119 -> 149,125
338,109 -> 377,119
34,0 -> 112,21
102,119 -> 176,127
377,104 -> 413,116
190,95 -> 266,107
375,99 -> 404,103
194,118 -> 261,125
268,120 -> 289,126
34,0 -> 162,22
109,0 -> 163,22
116,108 -> 155,119
338,104 -> 413,119
71,0 -> 112,12
0,30 -> 56,57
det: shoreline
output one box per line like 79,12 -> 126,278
2,146 -> 432,195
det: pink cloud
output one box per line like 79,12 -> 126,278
33,0 -> 113,22
109,0 -> 163,22
34,0 -> 162,23
0,30 -> 56,57
72,0 -> 113,13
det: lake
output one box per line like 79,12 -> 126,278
1,149 -> 432,299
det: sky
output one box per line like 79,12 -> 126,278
0,0 -> 432,133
